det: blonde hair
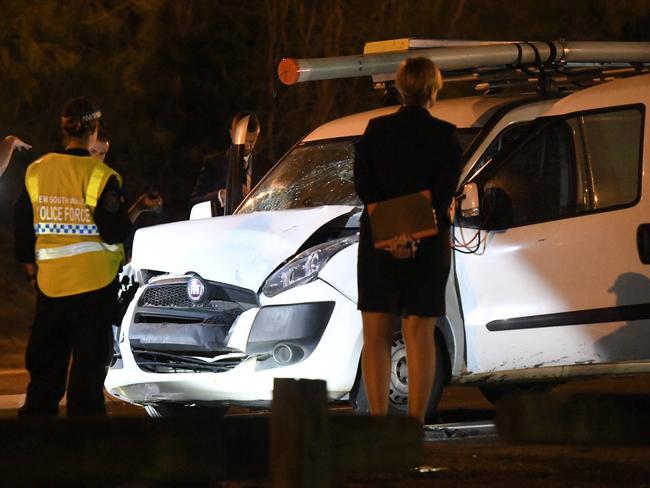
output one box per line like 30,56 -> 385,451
395,57 -> 443,107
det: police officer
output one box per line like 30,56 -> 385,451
13,97 -> 133,416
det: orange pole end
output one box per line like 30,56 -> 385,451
278,58 -> 301,85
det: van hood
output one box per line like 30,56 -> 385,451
130,206 -> 357,292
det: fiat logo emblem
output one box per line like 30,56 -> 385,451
187,277 -> 206,303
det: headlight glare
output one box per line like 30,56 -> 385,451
262,235 -> 357,297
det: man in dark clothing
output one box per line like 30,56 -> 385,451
190,112 -> 274,214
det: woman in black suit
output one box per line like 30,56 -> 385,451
354,57 -> 462,423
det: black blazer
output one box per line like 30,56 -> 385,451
354,105 -> 463,229
190,149 -> 275,210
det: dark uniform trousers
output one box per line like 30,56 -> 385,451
19,278 -> 118,417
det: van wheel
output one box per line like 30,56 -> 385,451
350,331 -> 447,424
479,382 -> 557,405
144,403 -> 229,418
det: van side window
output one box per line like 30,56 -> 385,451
581,110 -> 642,209
468,123 -> 531,180
480,107 -> 643,229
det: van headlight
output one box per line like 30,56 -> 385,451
262,235 -> 358,297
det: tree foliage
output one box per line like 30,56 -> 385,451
0,0 -> 648,218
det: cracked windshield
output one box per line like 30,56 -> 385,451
238,139 -> 360,214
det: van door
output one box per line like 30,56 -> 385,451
454,103 -> 649,375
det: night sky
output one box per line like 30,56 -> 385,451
0,0 -> 648,221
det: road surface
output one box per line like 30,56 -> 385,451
1,369 -> 649,486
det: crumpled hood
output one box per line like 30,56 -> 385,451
130,206 -> 356,292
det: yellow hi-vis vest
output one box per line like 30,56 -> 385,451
25,152 -> 125,297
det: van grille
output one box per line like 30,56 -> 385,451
138,278 -> 258,309
132,350 -> 247,374
130,277 -> 258,374
140,284 -> 194,308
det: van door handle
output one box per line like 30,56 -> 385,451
636,224 -> 650,264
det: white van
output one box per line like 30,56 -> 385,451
105,41 -> 650,419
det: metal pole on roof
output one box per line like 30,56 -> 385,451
277,41 -> 650,85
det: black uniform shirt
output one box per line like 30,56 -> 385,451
13,148 -> 132,263
189,149 -> 275,208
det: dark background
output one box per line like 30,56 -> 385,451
0,0 -> 649,364
0,0 -> 649,223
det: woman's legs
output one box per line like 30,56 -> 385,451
361,311 -> 395,416
402,315 -> 437,423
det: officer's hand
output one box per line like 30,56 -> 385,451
134,192 -> 163,212
24,263 -> 38,291
142,193 -> 163,212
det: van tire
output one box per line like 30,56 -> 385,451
350,331 -> 447,424
144,403 -> 229,418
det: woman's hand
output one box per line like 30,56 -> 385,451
386,232 -> 418,259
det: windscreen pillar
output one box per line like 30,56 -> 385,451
225,115 -> 249,215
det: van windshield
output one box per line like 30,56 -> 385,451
238,129 -> 478,214
238,138 -> 358,214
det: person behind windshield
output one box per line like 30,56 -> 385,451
353,57 -> 462,424
189,111 -> 274,213
0,135 -> 31,178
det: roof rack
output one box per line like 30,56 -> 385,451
277,39 -> 650,94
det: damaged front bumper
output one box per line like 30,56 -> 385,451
106,274 -> 362,406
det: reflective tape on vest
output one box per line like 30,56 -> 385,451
34,222 -> 100,236
35,242 -> 122,261
85,165 -> 107,209
26,174 -> 40,204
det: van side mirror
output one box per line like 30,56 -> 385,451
456,182 -> 512,230
189,201 -> 213,220
460,183 -> 480,218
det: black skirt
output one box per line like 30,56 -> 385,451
356,216 -> 451,317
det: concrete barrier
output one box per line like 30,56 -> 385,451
496,392 -> 650,445
0,378 -> 423,485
